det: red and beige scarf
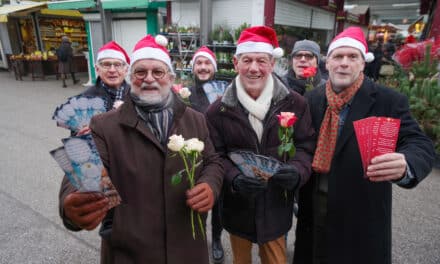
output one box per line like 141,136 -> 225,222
312,73 -> 364,173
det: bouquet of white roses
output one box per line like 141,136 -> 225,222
167,134 -> 205,239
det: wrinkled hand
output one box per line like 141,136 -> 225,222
63,192 -> 109,230
76,126 -> 91,136
186,183 -> 214,213
232,173 -> 267,195
271,165 -> 300,191
366,153 -> 407,182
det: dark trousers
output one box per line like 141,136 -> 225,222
211,198 -> 223,240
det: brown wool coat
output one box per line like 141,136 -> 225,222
59,95 -> 223,264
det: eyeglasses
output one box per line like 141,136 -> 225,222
133,68 -> 168,80
292,53 -> 315,60
99,61 -> 126,70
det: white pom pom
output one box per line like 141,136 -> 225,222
365,52 -> 375,63
272,47 -> 284,59
155,35 -> 168,47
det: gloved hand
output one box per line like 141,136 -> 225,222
271,165 -> 300,191
232,173 -> 267,195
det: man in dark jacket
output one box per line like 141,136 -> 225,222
59,34 -> 224,263
56,36 -> 80,88
74,41 -> 130,136
188,46 -> 228,113
188,46 -> 227,263
294,26 -> 435,264
282,40 -> 326,95
206,26 -> 315,264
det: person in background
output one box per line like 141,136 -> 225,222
206,26 -> 315,264
59,34 -> 223,263
188,45 -> 227,263
282,40 -> 326,95
75,41 -> 131,136
294,26 -> 435,264
57,36 -> 80,88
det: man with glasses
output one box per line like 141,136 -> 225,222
59,34 -> 223,263
206,26 -> 315,264
282,40 -> 326,95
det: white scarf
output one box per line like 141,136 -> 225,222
236,74 -> 274,142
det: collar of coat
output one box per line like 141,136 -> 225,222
221,73 -> 290,107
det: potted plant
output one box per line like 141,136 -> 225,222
390,44 -> 440,166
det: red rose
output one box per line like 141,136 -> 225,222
277,112 -> 298,128
303,67 -> 317,78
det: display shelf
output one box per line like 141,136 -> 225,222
38,17 -> 88,52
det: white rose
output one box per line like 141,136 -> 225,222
184,138 -> 204,152
167,134 -> 185,152
113,100 -> 124,109
179,87 -> 191,99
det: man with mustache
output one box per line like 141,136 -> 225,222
187,46 -> 227,263
282,39 -> 326,95
206,26 -> 315,263
58,34 -> 224,263
293,27 -> 435,264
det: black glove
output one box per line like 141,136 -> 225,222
232,173 -> 267,195
271,165 -> 300,191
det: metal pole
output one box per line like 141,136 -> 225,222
200,0 -> 212,45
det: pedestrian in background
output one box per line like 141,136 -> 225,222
56,36 -> 79,88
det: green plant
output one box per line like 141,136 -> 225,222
211,25 -> 233,43
393,44 -> 440,152
234,22 -> 250,43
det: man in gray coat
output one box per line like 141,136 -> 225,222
59,35 -> 223,263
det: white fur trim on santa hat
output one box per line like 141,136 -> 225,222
130,47 -> 174,73
328,37 -> 374,63
191,51 -> 217,72
236,41 -> 274,56
96,49 -> 127,63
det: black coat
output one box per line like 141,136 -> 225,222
206,75 -> 316,243
294,78 -> 435,264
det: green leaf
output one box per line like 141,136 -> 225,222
278,127 -> 284,141
284,142 -> 293,150
171,172 -> 182,186
289,146 -> 296,158
278,145 -> 284,158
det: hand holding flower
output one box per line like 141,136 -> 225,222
186,182 -> 214,213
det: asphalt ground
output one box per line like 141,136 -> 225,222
0,70 -> 439,263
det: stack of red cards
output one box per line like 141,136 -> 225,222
353,117 -> 401,176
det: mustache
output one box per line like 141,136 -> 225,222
197,69 -> 211,74
140,82 -> 161,89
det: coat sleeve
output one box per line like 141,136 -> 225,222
205,105 -> 242,188
392,92 -> 435,188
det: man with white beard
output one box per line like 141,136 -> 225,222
58,35 -> 223,264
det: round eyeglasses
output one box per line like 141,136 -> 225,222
133,68 -> 168,80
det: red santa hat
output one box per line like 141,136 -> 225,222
96,41 -> 130,64
235,26 -> 284,58
130,34 -> 173,73
191,46 -> 217,72
327,26 -> 374,63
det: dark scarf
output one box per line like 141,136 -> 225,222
100,80 -> 127,102
285,68 -> 322,95
130,92 -> 174,145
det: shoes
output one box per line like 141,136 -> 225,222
212,239 -> 224,263
73,79 -> 80,84
62,84 -> 67,88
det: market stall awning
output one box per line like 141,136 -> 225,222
101,0 -> 166,10
39,9 -> 83,18
0,2 -> 47,22
47,0 -> 96,10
